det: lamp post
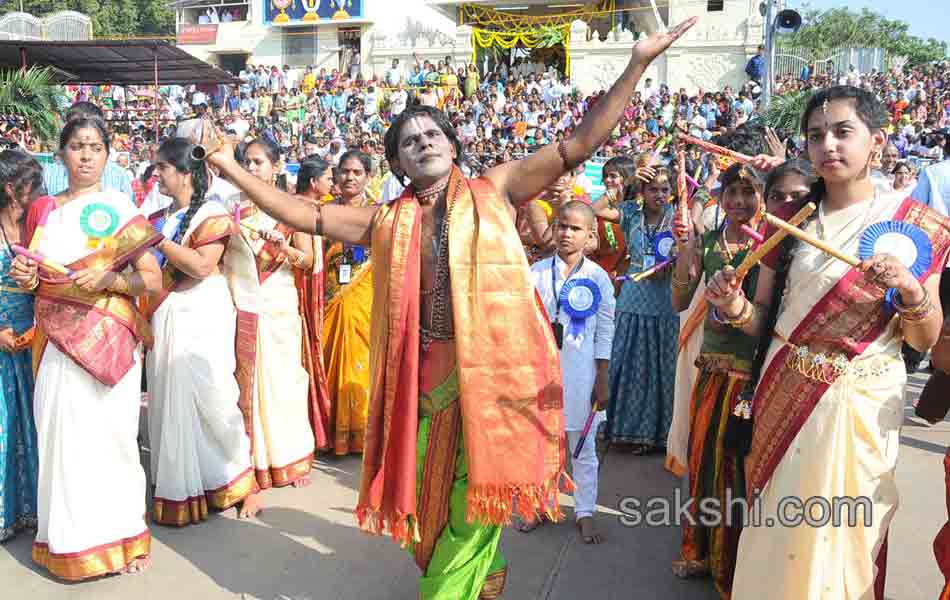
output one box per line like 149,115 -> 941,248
762,0 -> 776,109
760,1 -> 801,111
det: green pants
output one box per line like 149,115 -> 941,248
412,413 -> 507,599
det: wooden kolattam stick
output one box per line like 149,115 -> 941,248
764,209 -> 860,268
734,203 -> 816,278
677,149 -> 689,225
631,258 -> 675,282
677,133 -> 753,164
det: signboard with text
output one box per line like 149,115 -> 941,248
263,0 -> 362,24
177,24 -> 218,45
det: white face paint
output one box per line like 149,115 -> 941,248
393,116 -> 457,188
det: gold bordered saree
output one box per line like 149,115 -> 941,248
732,196 -> 950,600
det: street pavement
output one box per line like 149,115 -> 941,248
1,369 -> 945,599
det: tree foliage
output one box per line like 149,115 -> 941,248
0,0 -> 175,38
784,6 -> 947,67
0,67 -> 67,144
763,89 -> 813,134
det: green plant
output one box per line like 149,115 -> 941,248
0,67 -> 67,145
763,89 -> 814,135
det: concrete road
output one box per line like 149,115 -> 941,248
1,370 -> 945,599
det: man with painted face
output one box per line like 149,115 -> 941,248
200,18 -> 695,600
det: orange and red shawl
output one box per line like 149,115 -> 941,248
356,167 -> 569,546
25,196 -> 162,386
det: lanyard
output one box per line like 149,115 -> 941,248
550,255 -> 585,322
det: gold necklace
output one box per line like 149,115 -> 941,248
719,225 -> 754,264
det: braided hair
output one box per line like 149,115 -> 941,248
156,137 -> 208,253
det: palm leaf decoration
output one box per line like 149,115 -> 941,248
763,89 -> 814,135
535,25 -> 567,49
0,67 -> 67,145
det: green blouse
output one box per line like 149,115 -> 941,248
696,227 -> 761,375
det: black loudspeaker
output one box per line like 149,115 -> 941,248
775,9 -> 802,35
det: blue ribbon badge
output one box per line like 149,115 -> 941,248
559,278 -> 602,339
858,220 -> 933,309
654,231 -> 675,262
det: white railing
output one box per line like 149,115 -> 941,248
773,45 -> 890,79
0,10 -> 91,41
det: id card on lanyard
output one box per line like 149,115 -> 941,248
338,264 -> 352,284
551,256 -> 584,349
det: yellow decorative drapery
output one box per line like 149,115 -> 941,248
470,26 -> 573,75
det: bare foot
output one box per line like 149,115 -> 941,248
576,517 -> 603,544
514,515 -> 547,533
120,556 -> 150,575
292,476 -> 311,488
238,492 -> 263,519
671,558 -> 709,578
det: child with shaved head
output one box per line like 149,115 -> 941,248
525,200 -> 616,543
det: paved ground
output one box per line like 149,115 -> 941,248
1,369 -> 946,599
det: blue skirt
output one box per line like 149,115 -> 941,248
606,312 -> 678,447
0,348 -> 37,541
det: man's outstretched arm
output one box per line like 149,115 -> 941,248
484,17 -> 697,209
207,134 -> 377,245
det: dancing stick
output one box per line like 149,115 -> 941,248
651,135 -> 672,163
28,201 -> 54,251
740,224 -> 765,244
677,149 -> 689,226
677,133 -> 753,164
239,221 -> 261,240
11,244 -> 73,277
763,211 -> 860,267
734,203 -> 816,278
573,407 -> 598,459
620,258 -> 675,282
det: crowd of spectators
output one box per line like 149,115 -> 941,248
5,56 -> 950,199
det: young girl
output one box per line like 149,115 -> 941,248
763,158 -> 816,213
146,138 -> 257,526
668,164 -> 765,594
593,164 -> 679,455
589,156 -> 634,281
708,86 -> 950,599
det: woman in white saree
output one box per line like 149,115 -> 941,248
145,138 -> 258,526
706,87 -> 950,600
12,117 -> 163,580
224,138 -> 316,489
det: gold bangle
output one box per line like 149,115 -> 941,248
721,297 -> 754,328
895,288 -> 935,322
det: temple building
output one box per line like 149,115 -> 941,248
174,0 -> 769,93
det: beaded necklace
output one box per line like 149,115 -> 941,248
420,175 -> 463,349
